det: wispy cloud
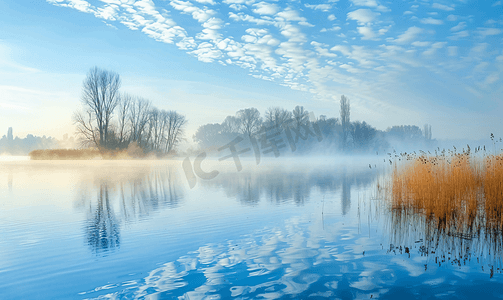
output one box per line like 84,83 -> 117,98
393,26 -> 423,44
420,17 -> 443,25
477,27 -> 502,38
450,22 -> 466,31
347,9 -> 381,24
432,3 -> 455,11
305,4 -> 332,12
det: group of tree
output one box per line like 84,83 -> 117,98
193,95 -> 434,154
74,67 -> 187,155
0,127 -> 62,155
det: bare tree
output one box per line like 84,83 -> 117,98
292,105 -> 309,128
265,107 -> 292,133
148,108 -> 162,151
73,110 -> 99,148
237,108 -> 262,137
222,115 -> 242,133
81,67 -> 121,148
115,93 -> 132,148
340,95 -> 350,148
128,97 -> 151,148
163,111 -> 187,153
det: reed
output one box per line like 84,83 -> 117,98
380,149 -> 503,272
29,149 -> 102,160
484,154 -> 503,232
28,147 -> 151,160
380,148 -> 503,245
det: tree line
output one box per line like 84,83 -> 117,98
193,95 -> 434,154
74,67 -> 187,155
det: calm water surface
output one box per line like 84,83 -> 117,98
0,157 -> 502,299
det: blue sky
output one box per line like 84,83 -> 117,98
0,0 -> 502,142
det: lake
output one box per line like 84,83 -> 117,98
1,156 -> 502,299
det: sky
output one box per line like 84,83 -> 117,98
0,0 -> 502,143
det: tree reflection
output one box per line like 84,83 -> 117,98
341,171 -> 351,215
200,164 -> 378,209
119,166 -> 183,222
78,163 -> 184,254
87,182 -> 120,253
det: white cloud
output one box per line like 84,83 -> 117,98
484,73 -> 499,84
196,17 -> 224,40
328,14 -> 336,21
96,5 -> 118,20
229,12 -> 275,25
339,63 -> 361,73
411,41 -> 430,47
403,11 -> 413,15
351,0 -> 378,6
347,9 -> 380,24
279,24 -> 306,43
378,27 -> 389,35
477,28 -> 502,38
432,3 -> 454,11
393,26 -> 423,44
305,4 -> 332,12
422,41 -> 446,56
299,21 -> 315,27
194,0 -> 216,4
473,43 -> 489,52
49,0 -> 94,13
447,14 -> 457,21
189,42 -> 222,62
276,8 -> 308,23
448,30 -> 469,40
330,45 -> 351,56
170,0 -> 216,23
229,4 -> 246,10
357,26 -> 379,40
223,0 -> 255,4
447,46 -> 458,56
474,61 -> 489,72
450,22 -> 466,31
252,2 -> 279,15
492,1 -> 502,6
311,41 -> 337,57
350,0 -> 389,12
420,17 -> 443,25
320,26 -> 341,32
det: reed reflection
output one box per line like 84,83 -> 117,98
77,164 -> 184,253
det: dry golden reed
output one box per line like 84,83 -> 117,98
484,154 -> 503,231
29,149 -> 103,160
381,150 -> 503,272
385,150 -> 503,233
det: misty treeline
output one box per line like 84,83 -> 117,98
74,67 -> 187,155
193,95 -> 434,154
0,127 -> 74,155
